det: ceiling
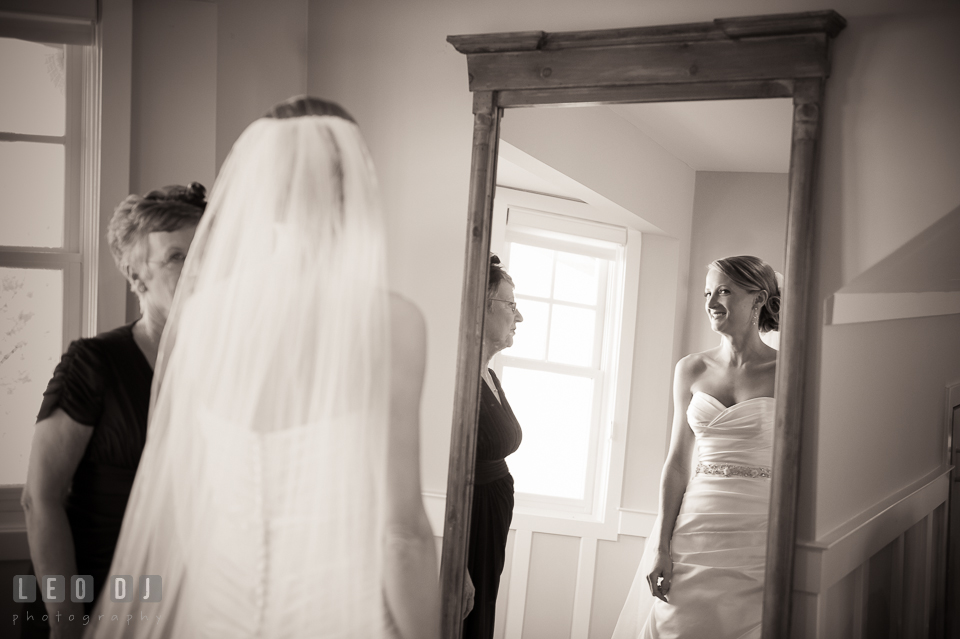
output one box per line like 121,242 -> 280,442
495,155 -> 585,201
496,98 -> 795,201
609,98 -> 794,173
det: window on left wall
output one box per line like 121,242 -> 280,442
0,36 -> 99,485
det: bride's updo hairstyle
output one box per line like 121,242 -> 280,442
264,95 -> 357,122
709,255 -> 781,333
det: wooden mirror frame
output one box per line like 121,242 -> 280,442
439,11 -> 846,639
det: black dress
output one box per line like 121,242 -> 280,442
25,323 -> 152,628
463,370 -> 522,639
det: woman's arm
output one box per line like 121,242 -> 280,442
382,294 -> 441,639
645,356 -> 699,602
21,408 -> 93,639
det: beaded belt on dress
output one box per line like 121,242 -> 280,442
696,462 -> 771,479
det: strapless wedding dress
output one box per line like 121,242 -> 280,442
612,391 -> 774,639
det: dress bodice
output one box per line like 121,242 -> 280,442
686,391 -> 774,469
474,370 -> 522,485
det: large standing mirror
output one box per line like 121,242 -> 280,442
438,11 -> 846,639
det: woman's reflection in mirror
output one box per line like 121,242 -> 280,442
463,254 -> 524,639
615,255 -> 780,638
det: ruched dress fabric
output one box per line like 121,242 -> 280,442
23,323 -> 151,636
463,370 -> 522,639
614,391 -> 774,639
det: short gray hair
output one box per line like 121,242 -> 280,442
107,182 -> 206,281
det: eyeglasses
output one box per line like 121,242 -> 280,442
147,253 -> 187,271
490,299 -> 519,312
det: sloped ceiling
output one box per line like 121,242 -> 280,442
495,155 -> 584,201
839,206 -> 960,293
828,203 -> 960,324
609,99 -> 794,173
497,99 -> 794,199
840,203 -> 960,294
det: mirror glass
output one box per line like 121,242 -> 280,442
464,97 -> 792,637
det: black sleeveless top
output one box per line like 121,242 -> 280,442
36,322 -> 153,601
474,370 -> 522,485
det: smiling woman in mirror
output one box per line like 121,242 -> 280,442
463,254 -> 524,639
617,255 -> 780,638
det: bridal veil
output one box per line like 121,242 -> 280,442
90,104 -> 391,637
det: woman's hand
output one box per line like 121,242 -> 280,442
646,549 -> 673,603
462,570 -> 475,620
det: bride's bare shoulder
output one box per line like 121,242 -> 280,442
388,292 -> 426,362
677,349 -> 716,374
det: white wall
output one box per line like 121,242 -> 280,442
130,0 -> 217,197
214,0 -> 308,172
801,5 -> 960,544
682,171 -> 788,357
117,0 -> 308,321
97,0 -> 133,332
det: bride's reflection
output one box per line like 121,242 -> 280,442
470,99 -> 790,637
615,255 -> 780,637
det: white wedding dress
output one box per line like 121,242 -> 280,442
613,392 -> 774,639
88,115 -> 393,638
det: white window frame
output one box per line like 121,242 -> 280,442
0,34 -> 101,351
490,187 -> 642,538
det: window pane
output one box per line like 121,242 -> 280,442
508,299 -> 548,360
0,142 -> 65,247
548,305 -> 596,366
501,367 -> 594,499
507,243 -> 553,298
0,268 -> 63,485
0,38 -> 66,136
554,252 -> 600,305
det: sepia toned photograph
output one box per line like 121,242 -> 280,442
2,1 -> 959,637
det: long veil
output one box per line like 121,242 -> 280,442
88,116 -> 390,637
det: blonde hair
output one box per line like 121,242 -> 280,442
709,255 -> 781,332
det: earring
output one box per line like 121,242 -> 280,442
136,281 -> 147,294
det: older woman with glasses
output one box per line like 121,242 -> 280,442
21,184 -> 205,638
463,254 -> 524,639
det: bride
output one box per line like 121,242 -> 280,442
614,255 -> 780,639
88,97 -> 440,638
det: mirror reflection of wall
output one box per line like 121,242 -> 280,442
480,99 -> 791,638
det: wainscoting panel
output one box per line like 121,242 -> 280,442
589,535 -> 646,639
792,468 -> 950,638
522,533 -> 581,639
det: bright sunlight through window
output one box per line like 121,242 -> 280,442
494,208 -> 625,509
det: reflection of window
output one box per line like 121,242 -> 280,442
0,36 -> 97,485
493,206 -> 627,515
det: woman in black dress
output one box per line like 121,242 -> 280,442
20,184 -> 205,639
463,255 -> 523,639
